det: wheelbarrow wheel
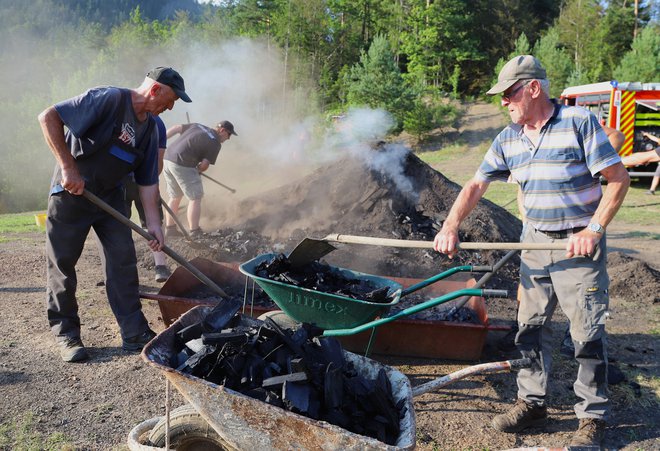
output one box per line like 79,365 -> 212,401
147,404 -> 228,450
257,310 -> 301,330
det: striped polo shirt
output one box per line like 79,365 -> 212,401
475,103 -> 621,231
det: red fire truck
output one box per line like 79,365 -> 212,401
560,81 -> 660,159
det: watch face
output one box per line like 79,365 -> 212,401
589,223 -> 603,233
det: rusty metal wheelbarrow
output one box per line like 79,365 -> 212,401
138,305 -> 417,450
131,305 -> 530,450
238,253 -> 508,337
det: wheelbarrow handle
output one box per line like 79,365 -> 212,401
323,288 -> 507,337
160,196 -> 192,241
81,190 -> 228,298
323,234 -> 567,250
400,265 -> 494,297
412,357 -> 532,397
481,289 -> 509,298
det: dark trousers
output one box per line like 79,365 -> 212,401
124,177 -> 146,227
124,176 -> 163,227
46,189 -> 149,340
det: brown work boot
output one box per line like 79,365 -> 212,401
569,418 -> 606,448
491,398 -> 547,432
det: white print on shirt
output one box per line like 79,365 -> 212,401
195,124 -> 217,140
117,123 -> 136,146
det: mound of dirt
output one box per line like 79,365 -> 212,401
194,144 -> 523,290
607,251 -> 660,303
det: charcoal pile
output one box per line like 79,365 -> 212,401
389,293 -> 481,324
203,147 -> 522,284
607,251 -> 660,303
254,253 -> 393,303
170,301 -> 404,445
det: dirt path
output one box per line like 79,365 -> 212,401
458,100 -> 508,147
0,230 -> 657,450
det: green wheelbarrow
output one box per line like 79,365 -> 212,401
238,253 -> 508,339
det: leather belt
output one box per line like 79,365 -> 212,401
537,227 -> 585,239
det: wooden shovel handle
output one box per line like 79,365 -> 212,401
322,234 -> 567,251
82,190 -> 228,298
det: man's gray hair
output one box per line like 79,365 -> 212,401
538,78 -> 550,96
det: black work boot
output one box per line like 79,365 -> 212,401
491,398 -> 547,432
122,329 -> 157,352
154,265 -> 171,283
569,418 -> 606,448
56,337 -> 89,363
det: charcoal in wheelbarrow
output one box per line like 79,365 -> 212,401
239,253 -> 403,330
141,305 -> 416,450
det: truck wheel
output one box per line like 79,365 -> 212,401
147,404 -> 228,450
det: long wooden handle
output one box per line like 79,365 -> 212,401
82,190 -> 228,298
201,173 -> 236,193
322,234 -> 567,250
159,196 -> 192,241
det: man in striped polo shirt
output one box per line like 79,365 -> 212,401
434,55 -> 630,447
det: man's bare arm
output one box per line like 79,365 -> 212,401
568,162 -> 630,257
37,107 -> 85,195
138,184 -> 164,251
433,177 -> 490,257
166,124 -> 183,139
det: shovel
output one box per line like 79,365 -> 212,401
82,190 -> 228,298
160,196 -> 192,241
287,233 -> 567,267
201,173 -> 236,194
287,238 -> 336,268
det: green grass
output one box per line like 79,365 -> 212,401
0,412 -> 74,451
0,212 -> 45,239
610,181 -> 660,226
418,142 -> 469,166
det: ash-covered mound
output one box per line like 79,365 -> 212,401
608,252 -> 660,303
208,144 -> 522,287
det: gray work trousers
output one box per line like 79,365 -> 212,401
516,227 -> 610,419
46,189 -> 149,341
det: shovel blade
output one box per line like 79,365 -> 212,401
287,238 -> 336,268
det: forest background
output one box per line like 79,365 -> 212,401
0,0 -> 659,214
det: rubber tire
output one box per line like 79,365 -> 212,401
147,404 -> 228,450
257,310 -> 301,330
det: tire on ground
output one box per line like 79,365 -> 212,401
147,404 -> 228,450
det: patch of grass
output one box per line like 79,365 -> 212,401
611,183 -> 660,226
417,142 -> 469,166
611,369 -> 660,410
0,212 -> 45,238
0,412 -> 74,451
94,403 -> 114,419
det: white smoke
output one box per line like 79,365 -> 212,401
319,108 -> 417,200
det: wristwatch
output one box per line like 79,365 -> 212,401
588,223 -> 604,234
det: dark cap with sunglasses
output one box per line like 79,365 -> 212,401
486,55 -> 547,95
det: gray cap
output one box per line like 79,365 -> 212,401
487,55 -> 547,95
